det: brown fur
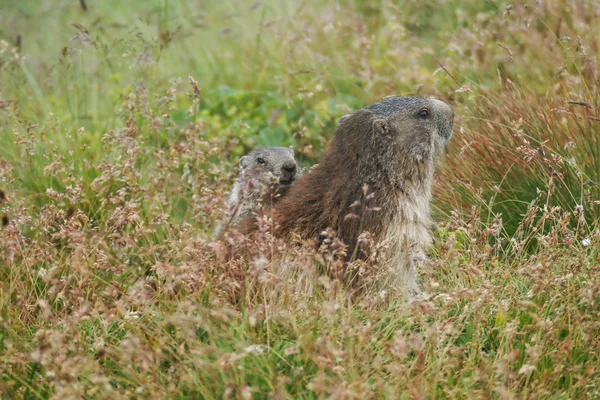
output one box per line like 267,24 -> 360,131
260,96 -> 454,296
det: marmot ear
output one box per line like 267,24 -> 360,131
287,145 -> 295,156
239,155 -> 248,168
373,118 -> 390,138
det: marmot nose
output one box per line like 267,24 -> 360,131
281,162 -> 296,174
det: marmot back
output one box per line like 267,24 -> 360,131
213,146 -> 301,240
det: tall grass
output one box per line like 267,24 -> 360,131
1,0 -> 599,398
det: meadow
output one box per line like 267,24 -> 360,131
0,0 -> 599,398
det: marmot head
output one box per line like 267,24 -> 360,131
334,96 -> 454,186
239,146 -> 301,189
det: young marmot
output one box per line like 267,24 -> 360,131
213,147 -> 301,240
269,96 -> 454,296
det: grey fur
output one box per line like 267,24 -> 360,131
213,146 -> 301,239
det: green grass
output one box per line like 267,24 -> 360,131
1,0 -> 600,398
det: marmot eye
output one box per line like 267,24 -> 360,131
418,109 -> 430,119
257,158 -> 266,164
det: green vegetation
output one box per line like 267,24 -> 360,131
1,0 -> 599,398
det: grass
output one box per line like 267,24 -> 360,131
1,0 -> 600,398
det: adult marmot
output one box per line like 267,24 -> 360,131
213,147 -> 301,240
270,96 -> 454,296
